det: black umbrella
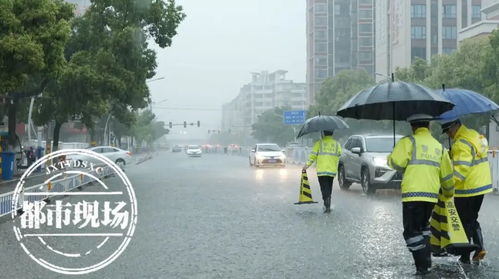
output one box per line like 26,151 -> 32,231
296,115 -> 349,138
337,81 -> 454,145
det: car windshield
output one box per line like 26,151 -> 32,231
258,144 -> 280,152
366,138 -> 399,152
188,145 -> 200,149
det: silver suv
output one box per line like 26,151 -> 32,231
338,135 -> 403,195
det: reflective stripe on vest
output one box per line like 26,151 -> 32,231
401,192 -> 439,199
455,184 -> 493,195
407,136 -> 441,167
459,139 -> 488,166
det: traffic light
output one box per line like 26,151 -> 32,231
197,120 -> 200,127
183,121 -> 187,128
169,122 -> 172,128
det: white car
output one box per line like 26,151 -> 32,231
249,143 -> 286,167
68,146 -> 133,167
186,145 -> 202,157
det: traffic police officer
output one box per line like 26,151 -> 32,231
388,114 -> 454,275
441,119 -> 492,264
303,130 -> 342,213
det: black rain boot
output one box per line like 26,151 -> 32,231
472,226 -> 486,265
423,237 -> 432,270
323,197 -> 331,213
413,250 -> 430,275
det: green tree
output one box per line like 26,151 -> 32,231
309,69 -> 375,116
251,107 -> 295,146
34,0 -> 185,151
0,0 -> 73,146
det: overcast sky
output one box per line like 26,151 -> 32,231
148,0 -> 306,141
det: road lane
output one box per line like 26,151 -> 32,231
0,151 -> 498,278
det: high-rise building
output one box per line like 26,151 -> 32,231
459,0 -> 499,42
306,0 -> 376,105
376,0 -> 483,81
222,71 -> 307,135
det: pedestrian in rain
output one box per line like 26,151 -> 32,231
388,114 -> 454,275
440,119 -> 492,265
302,130 -> 341,213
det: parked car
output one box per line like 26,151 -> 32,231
172,145 -> 183,152
338,135 -> 404,195
69,146 -> 133,167
186,145 -> 202,157
249,143 -> 286,167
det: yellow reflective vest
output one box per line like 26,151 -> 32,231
306,136 -> 342,177
450,125 -> 493,197
388,128 -> 454,203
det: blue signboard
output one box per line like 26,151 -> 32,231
283,110 -> 306,125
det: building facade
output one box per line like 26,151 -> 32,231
376,0 -> 483,81
306,0 -> 376,105
222,71 -> 307,135
459,0 -> 499,42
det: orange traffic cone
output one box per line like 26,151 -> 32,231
294,170 -> 318,204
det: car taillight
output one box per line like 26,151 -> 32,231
127,152 -> 132,156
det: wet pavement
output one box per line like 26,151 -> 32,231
0,151 -> 498,278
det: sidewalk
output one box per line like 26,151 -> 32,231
0,171 -> 49,195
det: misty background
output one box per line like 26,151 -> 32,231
147,0 -> 306,141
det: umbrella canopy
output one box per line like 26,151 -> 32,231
337,81 -> 454,120
437,88 -> 499,121
296,115 -> 349,138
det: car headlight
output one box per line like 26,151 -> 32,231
373,157 -> 388,167
256,154 -> 264,160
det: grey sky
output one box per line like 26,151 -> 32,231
148,0 -> 306,141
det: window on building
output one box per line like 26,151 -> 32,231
335,3 -> 349,16
443,4 -> 456,18
411,26 -> 426,39
358,52 -> 372,62
254,93 -> 263,98
411,4 -> 426,18
359,23 -> 372,33
317,68 -> 328,79
315,29 -> 327,41
442,26 -> 457,39
359,0 -> 372,5
254,102 -> 263,106
472,5 -> 481,18
315,56 -> 327,66
316,16 -> 327,26
315,3 -> 327,14
443,48 -> 456,54
359,37 -> 372,47
358,9 -> 372,19
411,47 -> 426,61
336,54 -> 349,63
293,93 -> 304,98
315,42 -> 327,53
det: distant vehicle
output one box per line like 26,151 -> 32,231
172,145 -> 183,152
186,145 -> 202,157
338,135 -> 404,195
69,146 -> 133,167
249,143 -> 286,167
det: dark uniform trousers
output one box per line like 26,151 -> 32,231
318,176 -> 334,208
402,201 -> 435,270
454,195 -> 485,257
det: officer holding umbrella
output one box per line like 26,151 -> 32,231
297,115 -> 348,213
336,80 -> 455,275
436,87 -> 499,265
387,114 -> 455,275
